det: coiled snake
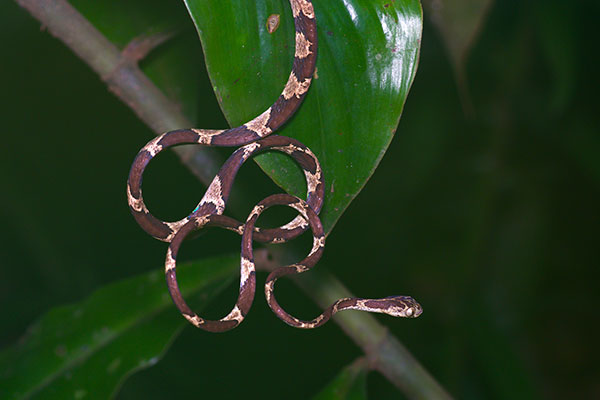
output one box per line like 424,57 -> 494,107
126,0 -> 422,332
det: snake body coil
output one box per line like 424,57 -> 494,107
127,0 -> 422,332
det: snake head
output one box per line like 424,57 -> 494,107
383,295 -> 423,318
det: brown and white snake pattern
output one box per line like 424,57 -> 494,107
127,0 -> 422,332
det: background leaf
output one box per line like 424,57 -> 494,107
0,255 -> 238,399
422,0 -> 493,72
312,359 -> 368,400
422,0 -> 494,113
184,0 -> 423,234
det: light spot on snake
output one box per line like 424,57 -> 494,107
240,257 -> 254,288
280,217 -> 309,231
165,248 -> 176,272
309,235 -> 325,255
250,204 -> 265,219
230,224 -> 244,235
242,142 -> 261,159
305,168 -> 321,194
294,264 -> 308,273
267,14 -> 280,33
289,199 -> 309,215
290,0 -> 315,19
244,108 -> 272,137
192,129 -> 225,145
201,175 -> 226,213
165,220 -> 187,241
184,314 -> 204,327
127,184 -> 144,212
265,280 -> 275,301
221,305 -> 243,322
282,72 -> 311,100
295,31 -> 312,59
144,136 -> 163,157
276,143 -> 300,154
165,220 -> 185,231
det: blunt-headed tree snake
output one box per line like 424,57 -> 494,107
127,0 -> 422,332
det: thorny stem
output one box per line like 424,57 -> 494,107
15,0 -> 452,399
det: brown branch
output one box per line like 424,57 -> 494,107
121,29 -> 177,64
15,0 -> 222,185
256,247 -> 452,399
15,0 -> 452,398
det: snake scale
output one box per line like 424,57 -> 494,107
127,0 -> 422,332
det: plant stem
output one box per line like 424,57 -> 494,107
14,0 -> 222,185
15,0 -> 452,398
257,248 -> 452,400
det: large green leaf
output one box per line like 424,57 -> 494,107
0,255 -> 238,399
184,0 -> 422,234
312,360 -> 368,400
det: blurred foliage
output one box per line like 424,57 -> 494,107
0,255 -> 238,399
1,0 -> 599,399
312,359 -> 368,400
422,0 -> 493,73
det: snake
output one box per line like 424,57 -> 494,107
126,0 -> 422,332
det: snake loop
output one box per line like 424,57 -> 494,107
127,0 -> 422,331
127,0 -> 318,243
165,214 -> 256,332
243,194 -> 423,329
127,135 -> 324,243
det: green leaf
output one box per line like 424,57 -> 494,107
184,0 -> 422,234
0,254 -> 238,399
312,359 -> 369,400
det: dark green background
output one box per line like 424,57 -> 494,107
1,0 -> 598,398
